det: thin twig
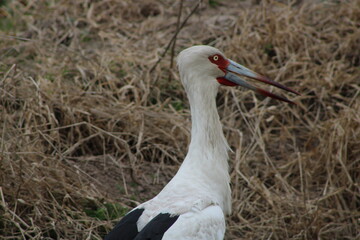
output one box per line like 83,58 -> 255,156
0,34 -> 32,41
150,0 -> 202,74
169,0 -> 184,76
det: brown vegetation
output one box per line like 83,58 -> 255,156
1,0 -> 359,239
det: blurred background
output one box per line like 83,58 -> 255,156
0,0 -> 359,239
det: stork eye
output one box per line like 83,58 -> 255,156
208,54 -> 228,69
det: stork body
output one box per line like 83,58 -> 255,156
105,46 -> 298,240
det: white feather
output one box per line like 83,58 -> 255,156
162,205 -> 225,240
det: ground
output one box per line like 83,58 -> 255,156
0,0 -> 359,239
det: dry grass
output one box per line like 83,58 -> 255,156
1,0 -> 359,239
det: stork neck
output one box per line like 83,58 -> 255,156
167,76 -> 232,214
176,81 -> 231,214
184,82 -> 229,171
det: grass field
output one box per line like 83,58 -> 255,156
1,0 -> 359,239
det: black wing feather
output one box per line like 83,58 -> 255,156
134,213 -> 179,240
104,208 -> 145,240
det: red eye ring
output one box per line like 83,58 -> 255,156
208,54 -> 230,73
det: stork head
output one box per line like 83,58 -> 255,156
177,45 -> 299,104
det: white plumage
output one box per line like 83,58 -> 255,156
136,46 -> 230,239
105,45 -> 298,240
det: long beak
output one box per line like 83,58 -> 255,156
219,59 -> 300,104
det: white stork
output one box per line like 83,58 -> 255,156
104,45 -> 299,240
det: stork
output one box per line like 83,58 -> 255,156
104,45 -> 299,240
